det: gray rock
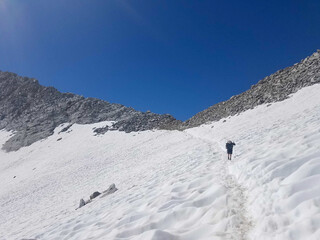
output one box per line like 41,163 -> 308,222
182,50 -> 320,128
90,191 -> 101,200
1,50 -> 319,152
93,125 -> 109,135
77,186 -> 115,209
79,198 -> 86,208
101,183 -> 118,198
59,124 -> 73,133
0,72 -> 181,152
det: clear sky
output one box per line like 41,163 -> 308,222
0,0 -> 319,120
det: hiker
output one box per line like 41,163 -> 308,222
226,140 -> 236,160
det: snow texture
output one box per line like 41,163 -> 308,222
1,84 -> 320,240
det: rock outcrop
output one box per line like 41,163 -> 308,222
77,184 -> 118,209
1,50 -> 319,151
100,183 -> 118,198
79,199 -> 86,208
90,191 -> 101,200
183,50 -> 320,128
0,71 -> 181,151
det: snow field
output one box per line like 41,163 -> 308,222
0,122 -> 244,239
0,83 -> 320,239
187,83 -> 320,239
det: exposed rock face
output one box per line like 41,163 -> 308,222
0,71 -> 181,151
183,50 -> 320,128
1,50 -> 319,151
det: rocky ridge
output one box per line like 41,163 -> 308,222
0,72 -> 181,151
183,50 -> 320,128
1,50 -> 319,151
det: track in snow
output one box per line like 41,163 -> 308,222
188,134 -> 253,240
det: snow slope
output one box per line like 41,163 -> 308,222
0,83 -> 320,240
187,84 -> 320,239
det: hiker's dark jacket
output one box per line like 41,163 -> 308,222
226,142 -> 236,154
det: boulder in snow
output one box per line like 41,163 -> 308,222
79,198 -> 86,208
101,183 -> 118,198
90,191 -> 101,200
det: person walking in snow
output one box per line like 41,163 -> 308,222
226,140 -> 236,160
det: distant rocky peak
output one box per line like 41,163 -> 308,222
0,71 -> 181,152
183,50 -> 320,128
1,50 -> 319,151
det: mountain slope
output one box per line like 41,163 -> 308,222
0,83 -> 319,240
0,71 -> 181,151
183,50 -> 320,128
1,51 -> 319,152
1,51 -> 320,239
187,83 -> 320,240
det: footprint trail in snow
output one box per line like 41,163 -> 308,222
188,135 -> 253,240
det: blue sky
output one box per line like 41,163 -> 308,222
0,0 -> 319,120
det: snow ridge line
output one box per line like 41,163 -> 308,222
186,133 -> 253,239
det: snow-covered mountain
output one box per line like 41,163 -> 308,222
1,52 -> 320,240
0,71 -> 181,152
1,51 -> 320,153
184,50 -> 320,128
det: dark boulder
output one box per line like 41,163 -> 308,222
90,191 -> 101,200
